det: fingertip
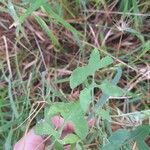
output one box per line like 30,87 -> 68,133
13,130 -> 45,150
51,116 -> 64,129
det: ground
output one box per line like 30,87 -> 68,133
0,0 -> 150,149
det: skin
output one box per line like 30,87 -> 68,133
14,116 -> 94,150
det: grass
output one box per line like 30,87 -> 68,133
0,0 -> 150,149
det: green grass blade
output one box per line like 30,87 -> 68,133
43,3 -> 82,39
35,15 -> 61,49
18,0 -> 47,24
132,0 -> 143,28
4,130 -> 13,150
5,76 -> 19,118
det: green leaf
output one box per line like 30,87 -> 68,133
130,125 -> 150,150
43,4 -> 81,37
97,56 -> 113,70
46,102 -> 88,139
70,66 -> 88,89
19,0 -> 47,24
76,143 -> 83,150
90,67 -> 122,117
112,67 -> 122,84
53,141 -> 64,150
95,109 -> 111,121
88,48 -> 101,68
125,28 -> 144,43
102,125 -> 150,150
132,41 -> 150,63
102,129 -> 130,150
35,16 -> 60,48
7,0 -> 22,34
70,49 -> 113,89
109,129 -> 130,143
100,80 -> 125,97
143,109 -> 150,117
34,120 -> 59,139
88,50 -> 113,74
4,130 -> 13,150
79,87 -> 91,112
62,134 -> 80,144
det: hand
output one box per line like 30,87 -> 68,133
14,116 -> 94,150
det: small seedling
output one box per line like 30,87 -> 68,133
35,49 -> 130,149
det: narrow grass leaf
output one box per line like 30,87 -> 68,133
125,28 -> 144,43
7,1 -> 19,22
43,3 -> 81,37
132,0 -> 143,28
132,41 -> 150,63
35,16 -> 60,48
112,67 -> 122,84
7,1 -> 25,36
4,130 -> 13,150
19,0 -> 47,24
119,0 -> 129,15
7,76 -> 19,118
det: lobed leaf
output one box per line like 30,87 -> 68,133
34,120 -> 59,139
46,102 -> 88,139
70,66 -> 88,89
100,80 -> 126,97
70,49 -> 113,89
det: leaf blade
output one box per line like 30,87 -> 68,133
19,0 -> 47,24
100,80 -> 126,97
79,87 -> 91,112
70,66 -> 88,89
47,102 -> 88,139
70,49 -> 113,89
35,15 -> 60,48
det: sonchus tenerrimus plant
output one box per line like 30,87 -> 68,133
34,48 -> 128,148
70,48 -> 127,112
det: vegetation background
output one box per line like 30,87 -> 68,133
0,0 -> 150,149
